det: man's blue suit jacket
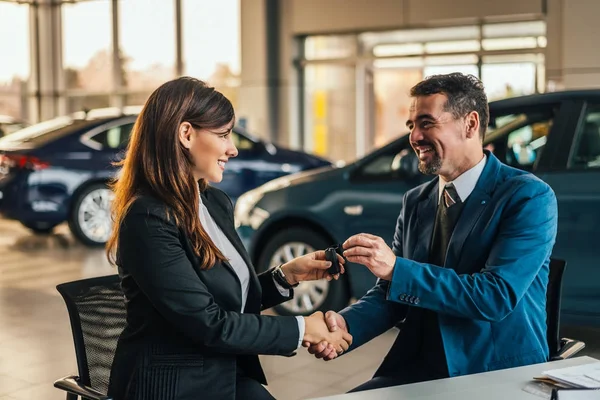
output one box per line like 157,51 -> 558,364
340,151 -> 558,378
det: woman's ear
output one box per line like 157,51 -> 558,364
178,122 -> 193,149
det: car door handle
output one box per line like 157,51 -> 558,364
344,205 -> 363,216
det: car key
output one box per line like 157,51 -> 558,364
325,244 -> 344,275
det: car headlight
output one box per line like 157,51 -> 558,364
234,190 -> 264,228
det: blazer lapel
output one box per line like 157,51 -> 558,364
201,191 -> 262,297
412,183 -> 438,263
445,151 -> 500,272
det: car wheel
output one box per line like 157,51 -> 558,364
257,227 -> 350,316
68,183 -> 114,247
20,221 -> 57,235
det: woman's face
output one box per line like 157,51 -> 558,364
179,121 -> 239,183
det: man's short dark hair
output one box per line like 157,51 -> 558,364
410,73 -> 489,140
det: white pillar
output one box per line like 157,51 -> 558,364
238,0 -> 270,140
29,0 -> 65,122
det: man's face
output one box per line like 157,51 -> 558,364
406,94 -> 469,177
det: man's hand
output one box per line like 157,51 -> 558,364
281,250 -> 345,285
302,311 -> 352,355
304,311 -> 349,361
342,233 -> 396,281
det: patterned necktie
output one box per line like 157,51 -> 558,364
443,183 -> 460,208
430,183 -> 463,267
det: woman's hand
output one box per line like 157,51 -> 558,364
281,250 -> 345,285
303,311 -> 352,354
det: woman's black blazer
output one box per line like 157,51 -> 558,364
107,186 -> 299,400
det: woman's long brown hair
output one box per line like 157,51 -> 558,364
106,77 -> 233,269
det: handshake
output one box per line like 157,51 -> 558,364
301,311 -> 350,361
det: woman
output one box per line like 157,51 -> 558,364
106,77 -> 351,400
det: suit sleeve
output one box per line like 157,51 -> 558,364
258,268 -> 294,310
340,193 -> 410,350
119,205 -> 299,355
387,179 -> 557,322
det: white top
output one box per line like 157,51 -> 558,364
198,195 -> 304,346
438,154 -> 487,203
199,197 -> 251,311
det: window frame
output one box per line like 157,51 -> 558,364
80,115 -> 137,151
88,122 -> 134,150
485,101 -> 570,172
349,135 -> 412,183
567,100 -> 600,171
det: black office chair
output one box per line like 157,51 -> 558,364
54,274 -> 126,400
546,258 -> 586,361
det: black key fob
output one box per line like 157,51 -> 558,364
325,244 -> 343,275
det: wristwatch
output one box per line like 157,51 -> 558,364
272,265 -> 299,289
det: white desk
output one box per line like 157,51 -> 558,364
311,356 -> 599,400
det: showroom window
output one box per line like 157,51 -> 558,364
2,0 -> 241,121
299,20 -> 547,163
120,0 -> 176,100
183,0 -> 241,109
0,1 -> 30,123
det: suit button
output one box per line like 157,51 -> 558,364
414,297 -> 420,305
399,294 -> 406,301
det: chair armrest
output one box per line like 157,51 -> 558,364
550,338 -> 586,361
54,375 -> 112,400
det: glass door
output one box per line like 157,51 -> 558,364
304,64 -> 357,163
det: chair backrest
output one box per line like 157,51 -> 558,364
56,274 -> 126,395
546,258 -> 566,358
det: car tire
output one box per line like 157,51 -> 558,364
20,221 -> 56,235
257,227 -> 350,316
68,183 -> 114,247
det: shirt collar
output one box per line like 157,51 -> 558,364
439,154 -> 487,203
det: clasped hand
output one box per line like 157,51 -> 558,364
302,311 -> 352,355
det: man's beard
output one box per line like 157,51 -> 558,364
418,151 -> 442,175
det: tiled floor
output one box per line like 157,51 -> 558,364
0,218 -> 597,399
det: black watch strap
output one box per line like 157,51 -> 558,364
272,265 -> 299,289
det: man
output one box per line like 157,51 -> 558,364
306,73 -> 558,392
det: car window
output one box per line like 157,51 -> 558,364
486,107 -> 557,171
354,140 -> 412,181
89,123 -> 134,150
570,104 -> 600,169
232,131 -> 256,151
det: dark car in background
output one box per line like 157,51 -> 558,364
235,90 -> 600,328
0,107 -> 331,246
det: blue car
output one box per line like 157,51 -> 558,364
0,107 -> 330,246
235,90 -> 600,328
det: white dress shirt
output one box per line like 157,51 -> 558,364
438,154 -> 487,203
198,195 -> 305,347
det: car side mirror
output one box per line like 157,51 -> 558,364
391,149 -> 420,179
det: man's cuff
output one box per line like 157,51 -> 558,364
295,316 -> 305,348
388,257 -> 421,306
273,275 -> 291,297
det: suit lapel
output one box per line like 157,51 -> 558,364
201,190 -> 262,302
413,183 -> 438,263
445,151 -> 501,272
445,190 -> 490,272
